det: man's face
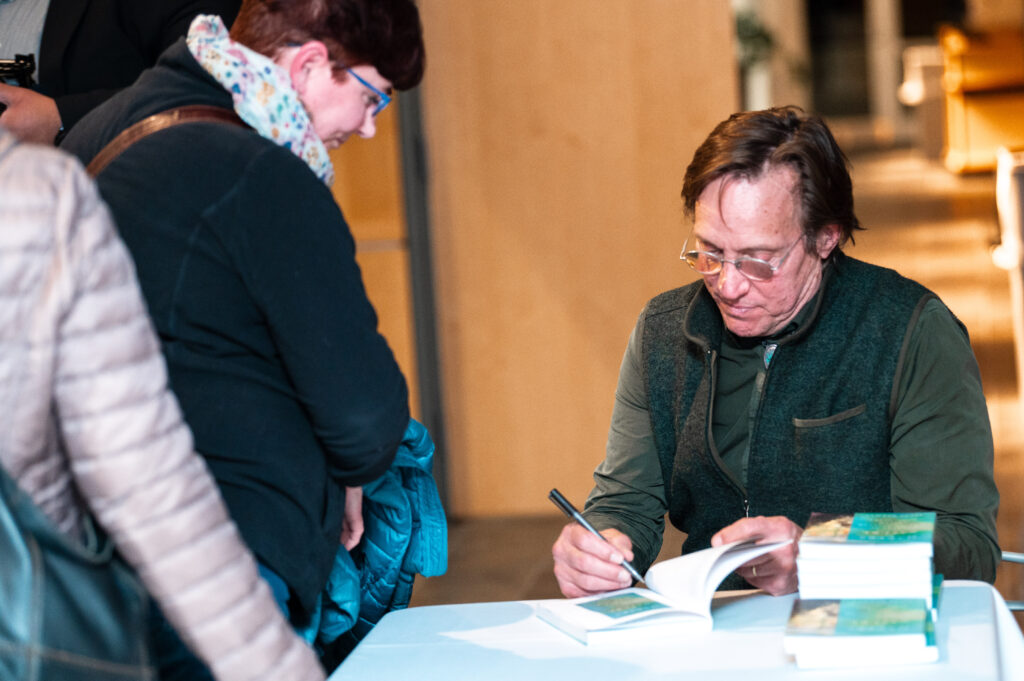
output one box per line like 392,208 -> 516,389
301,63 -> 392,149
692,165 -> 838,338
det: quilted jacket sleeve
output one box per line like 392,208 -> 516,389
34,141 -> 324,681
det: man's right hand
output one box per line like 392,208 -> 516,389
551,522 -> 636,598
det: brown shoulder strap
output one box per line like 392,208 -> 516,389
86,105 -> 247,177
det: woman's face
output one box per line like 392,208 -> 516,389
299,63 -> 392,149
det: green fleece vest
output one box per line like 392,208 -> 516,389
643,254 -> 940,589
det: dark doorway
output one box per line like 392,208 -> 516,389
807,0 -> 870,116
806,0 -> 966,117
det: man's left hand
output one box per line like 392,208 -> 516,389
711,515 -> 802,596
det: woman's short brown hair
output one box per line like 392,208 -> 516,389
230,0 -> 425,90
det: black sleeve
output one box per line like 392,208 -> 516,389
126,0 -> 242,61
47,0 -> 242,131
229,149 -> 410,484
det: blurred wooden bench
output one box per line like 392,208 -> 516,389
941,25 -> 1024,173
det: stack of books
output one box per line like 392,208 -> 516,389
783,597 -> 938,668
796,511 -> 938,601
784,511 -> 941,669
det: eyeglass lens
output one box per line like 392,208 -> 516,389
346,68 -> 390,116
682,251 -> 775,280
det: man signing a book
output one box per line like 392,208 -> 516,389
551,106 -> 1000,599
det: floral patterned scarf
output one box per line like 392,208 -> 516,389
186,14 -> 334,185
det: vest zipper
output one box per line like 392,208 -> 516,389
741,340 -> 779,520
705,346 -> 749,512
747,340 -> 777,455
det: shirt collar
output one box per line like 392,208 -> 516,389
691,258 -> 838,351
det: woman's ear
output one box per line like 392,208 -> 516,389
285,41 -> 330,95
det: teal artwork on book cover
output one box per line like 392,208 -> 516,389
834,599 -> 930,636
786,598 -> 932,638
786,599 -> 840,635
579,592 -> 669,619
847,512 -> 936,543
784,597 -> 939,668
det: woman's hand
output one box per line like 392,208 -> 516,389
340,486 -> 364,550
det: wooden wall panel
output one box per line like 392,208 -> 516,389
331,113 -> 404,241
330,110 -> 420,419
353,248 -> 419,419
419,1 -> 740,516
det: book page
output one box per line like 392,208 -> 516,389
645,539 -> 792,614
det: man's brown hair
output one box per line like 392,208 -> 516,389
682,106 -> 862,254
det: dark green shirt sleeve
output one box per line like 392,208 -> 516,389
891,298 -> 1000,581
584,313 -> 667,573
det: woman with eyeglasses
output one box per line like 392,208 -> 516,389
62,1 -> 424,677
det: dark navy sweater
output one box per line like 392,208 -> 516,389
63,39 -> 409,614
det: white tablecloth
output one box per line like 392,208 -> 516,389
331,581 -> 1024,681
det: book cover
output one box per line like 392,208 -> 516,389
930,573 -> 944,621
783,597 -> 938,669
798,511 -> 935,560
535,537 -> 791,644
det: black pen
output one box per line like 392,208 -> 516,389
548,487 -> 645,585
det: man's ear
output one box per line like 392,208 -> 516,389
815,224 -> 842,259
287,41 -> 330,95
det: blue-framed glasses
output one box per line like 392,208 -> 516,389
346,68 -> 391,116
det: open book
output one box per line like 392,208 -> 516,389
536,538 -> 791,644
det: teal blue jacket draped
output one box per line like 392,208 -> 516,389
301,419 -> 448,649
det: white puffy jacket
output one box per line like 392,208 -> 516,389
0,129 -> 324,681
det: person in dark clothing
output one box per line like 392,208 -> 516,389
62,0 -> 424,667
551,107 -> 999,599
0,0 -> 241,143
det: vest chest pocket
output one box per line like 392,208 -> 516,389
792,403 -> 866,428
791,404 -> 868,466
769,402 -> 890,516
789,402 -> 890,486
